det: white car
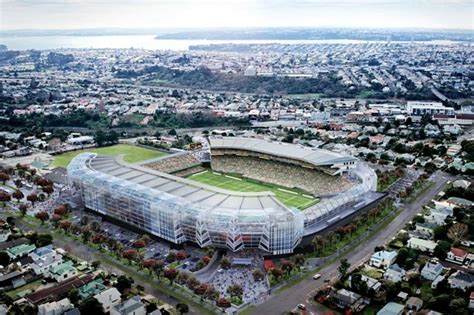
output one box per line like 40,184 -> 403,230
313,273 -> 321,280
297,304 -> 306,310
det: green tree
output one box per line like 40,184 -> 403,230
338,258 -> 350,279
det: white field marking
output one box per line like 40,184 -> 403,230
225,175 -> 242,181
191,170 -> 208,176
277,188 -> 298,195
302,194 -> 314,199
212,172 -> 222,175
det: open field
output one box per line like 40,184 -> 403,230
187,170 -> 319,210
52,144 -> 167,168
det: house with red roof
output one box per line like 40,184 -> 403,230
446,247 -> 468,264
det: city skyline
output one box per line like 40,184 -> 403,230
1,0 -> 473,31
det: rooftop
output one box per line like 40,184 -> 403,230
210,137 -> 357,166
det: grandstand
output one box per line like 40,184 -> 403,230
142,152 -> 204,177
68,137 -> 378,254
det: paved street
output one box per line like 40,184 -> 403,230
250,171 -> 453,315
8,217 -> 208,315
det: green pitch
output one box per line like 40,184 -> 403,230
187,170 -> 319,210
53,144 -> 167,168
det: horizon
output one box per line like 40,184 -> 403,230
1,0 -> 473,31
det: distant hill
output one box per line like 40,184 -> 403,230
0,44 -> 7,51
156,27 -> 473,42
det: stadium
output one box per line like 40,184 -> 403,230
67,137 -> 379,255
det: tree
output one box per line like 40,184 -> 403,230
27,193 -> 38,206
122,249 -> 138,263
91,261 -> 100,269
338,258 -> 350,279
204,285 -> 219,301
447,223 -> 468,244
227,284 -> 243,298
143,258 -> 158,273
18,203 -> 28,216
79,298 -> 105,315
68,288 -> 80,305
281,259 -> 294,275
0,192 -> 11,206
0,172 -> 9,185
186,276 -> 199,290
60,220 -> 71,233
252,269 -> 264,281
312,235 -> 322,253
434,240 -> 452,259
0,251 -> 10,266
270,267 -> 283,279
42,185 -> 54,196
12,190 -> 24,202
163,268 -> 178,284
35,211 -> 49,224
220,256 -> 231,269
116,275 -> 134,293
176,303 -> 189,315
216,297 -> 231,308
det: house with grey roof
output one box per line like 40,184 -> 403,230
384,264 -> 406,283
111,296 -> 146,315
448,271 -> 474,291
421,262 -> 444,281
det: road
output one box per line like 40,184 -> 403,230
250,171 -> 452,315
8,217 -> 208,315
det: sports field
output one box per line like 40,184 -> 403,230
52,144 -> 167,168
187,170 -> 319,210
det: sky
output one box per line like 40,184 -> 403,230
0,0 -> 473,31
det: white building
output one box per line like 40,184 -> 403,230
421,262 -> 444,281
406,101 -> 455,116
94,287 -> 121,313
38,298 -> 73,315
29,245 -> 63,276
370,251 -> 397,269
407,238 -> 437,253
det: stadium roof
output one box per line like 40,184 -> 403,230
87,154 -> 290,214
209,137 -> 357,166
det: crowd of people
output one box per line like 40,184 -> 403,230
143,153 -> 202,175
211,250 -> 269,304
211,155 -> 352,196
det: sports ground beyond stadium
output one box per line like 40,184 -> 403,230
188,170 -> 320,210
53,144 -> 167,168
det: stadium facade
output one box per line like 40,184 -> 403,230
68,137 -> 377,255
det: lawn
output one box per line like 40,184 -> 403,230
52,144 -> 167,168
6,279 -> 42,299
187,170 -> 319,210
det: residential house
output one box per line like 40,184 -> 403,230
47,261 -> 78,282
384,264 -> 406,283
328,288 -> 363,310
421,262 -> 444,281
448,271 -> 474,291
406,297 -> 423,311
94,287 -> 121,313
446,247 -> 468,264
414,222 -> 437,240
29,245 -> 63,276
0,271 -> 26,289
38,298 -> 74,315
349,275 -> 382,292
424,208 -> 452,225
6,243 -> 36,260
111,296 -> 146,315
407,238 -> 437,253
0,231 -> 11,243
376,302 -> 404,315
431,275 -> 445,289
78,278 -> 107,300
370,251 -> 397,269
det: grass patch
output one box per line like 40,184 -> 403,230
52,144 -> 167,168
239,305 -> 257,315
187,170 -> 319,210
6,279 -> 42,299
